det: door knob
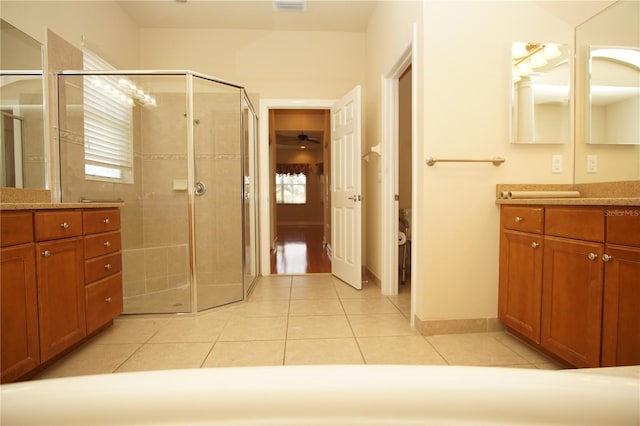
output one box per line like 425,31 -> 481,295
602,254 -> 613,262
194,181 -> 207,196
587,252 -> 598,261
531,242 -> 539,248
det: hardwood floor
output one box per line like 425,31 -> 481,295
271,225 -> 331,274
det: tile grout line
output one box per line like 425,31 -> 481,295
282,275 -> 294,365
333,281 -> 367,365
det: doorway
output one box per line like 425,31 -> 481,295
258,99 -> 335,276
270,109 -> 331,274
381,24 -> 418,325
258,87 -> 363,288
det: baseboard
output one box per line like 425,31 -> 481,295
414,317 -> 505,336
363,266 -> 381,286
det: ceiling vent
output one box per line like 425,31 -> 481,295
273,0 -> 306,12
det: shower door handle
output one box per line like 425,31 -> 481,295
194,181 -> 207,196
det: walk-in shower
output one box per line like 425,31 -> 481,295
57,71 -> 259,314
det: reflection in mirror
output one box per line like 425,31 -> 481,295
588,46 -> 640,144
511,42 -> 570,144
0,19 -> 46,189
575,0 -> 640,184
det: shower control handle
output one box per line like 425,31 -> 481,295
194,181 -> 207,196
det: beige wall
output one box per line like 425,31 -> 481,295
417,1 -> 577,322
362,1 -> 606,324
139,28 -> 365,99
0,1 -> 139,68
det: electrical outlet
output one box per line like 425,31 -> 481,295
587,155 -> 598,173
551,155 -> 563,173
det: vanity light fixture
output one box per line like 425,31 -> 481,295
512,42 -> 561,81
273,0 -> 306,12
118,79 -> 157,107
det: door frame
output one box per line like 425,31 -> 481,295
381,24 -> 418,325
258,98 -> 335,275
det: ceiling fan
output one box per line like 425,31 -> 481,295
276,131 -> 323,148
294,132 -> 321,144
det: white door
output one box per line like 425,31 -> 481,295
331,86 -> 362,289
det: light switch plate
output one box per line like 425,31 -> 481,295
551,155 -> 563,173
587,155 -> 598,173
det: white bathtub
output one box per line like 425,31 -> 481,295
1,365 -> 638,425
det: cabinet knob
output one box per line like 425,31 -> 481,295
104,263 -> 112,270
602,254 -> 613,262
60,222 -> 69,229
41,250 -> 51,257
104,241 -> 111,248
105,297 -> 112,303
531,242 -> 539,249
587,252 -> 598,261
103,218 -> 110,225
514,216 -> 524,223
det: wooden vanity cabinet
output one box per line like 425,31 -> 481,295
1,212 -> 40,383
601,212 -> 640,366
498,206 -> 544,343
0,207 -> 123,383
540,207 -> 605,368
499,204 -> 640,368
34,210 -> 86,363
83,209 -> 123,334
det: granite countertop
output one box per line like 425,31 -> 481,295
496,197 -> 640,206
1,202 -> 124,210
495,181 -> 640,206
0,188 -> 124,210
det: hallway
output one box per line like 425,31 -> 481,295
270,225 -> 331,274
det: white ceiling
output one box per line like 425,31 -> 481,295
116,1 -> 615,32
116,0 -> 378,31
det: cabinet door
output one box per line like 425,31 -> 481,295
36,237 -> 86,362
498,230 -> 543,343
541,236 -> 604,367
1,244 -> 40,383
602,244 -> 640,367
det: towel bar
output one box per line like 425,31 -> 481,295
426,157 -> 505,166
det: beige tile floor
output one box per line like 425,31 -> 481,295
35,274 -> 564,380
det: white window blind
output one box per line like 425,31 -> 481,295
83,49 -> 133,183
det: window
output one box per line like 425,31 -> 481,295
275,172 -> 307,204
83,49 -> 133,183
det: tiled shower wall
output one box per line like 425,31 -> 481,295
56,66 -> 244,307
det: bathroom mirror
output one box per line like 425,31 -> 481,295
575,0 -> 640,183
0,19 -> 46,189
587,46 -> 640,145
511,42 -> 570,144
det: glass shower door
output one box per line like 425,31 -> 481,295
242,91 -> 259,297
192,76 -> 244,311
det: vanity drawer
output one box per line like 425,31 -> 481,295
83,209 -> 120,235
606,209 -> 640,247
84,231 -> 121,259
84,252 -> 122,284
34,210 -> 82,241
502,206 -> 544,234
1,211 -> 33,247
545,207 -> 604,242
85,273 -> 123,334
